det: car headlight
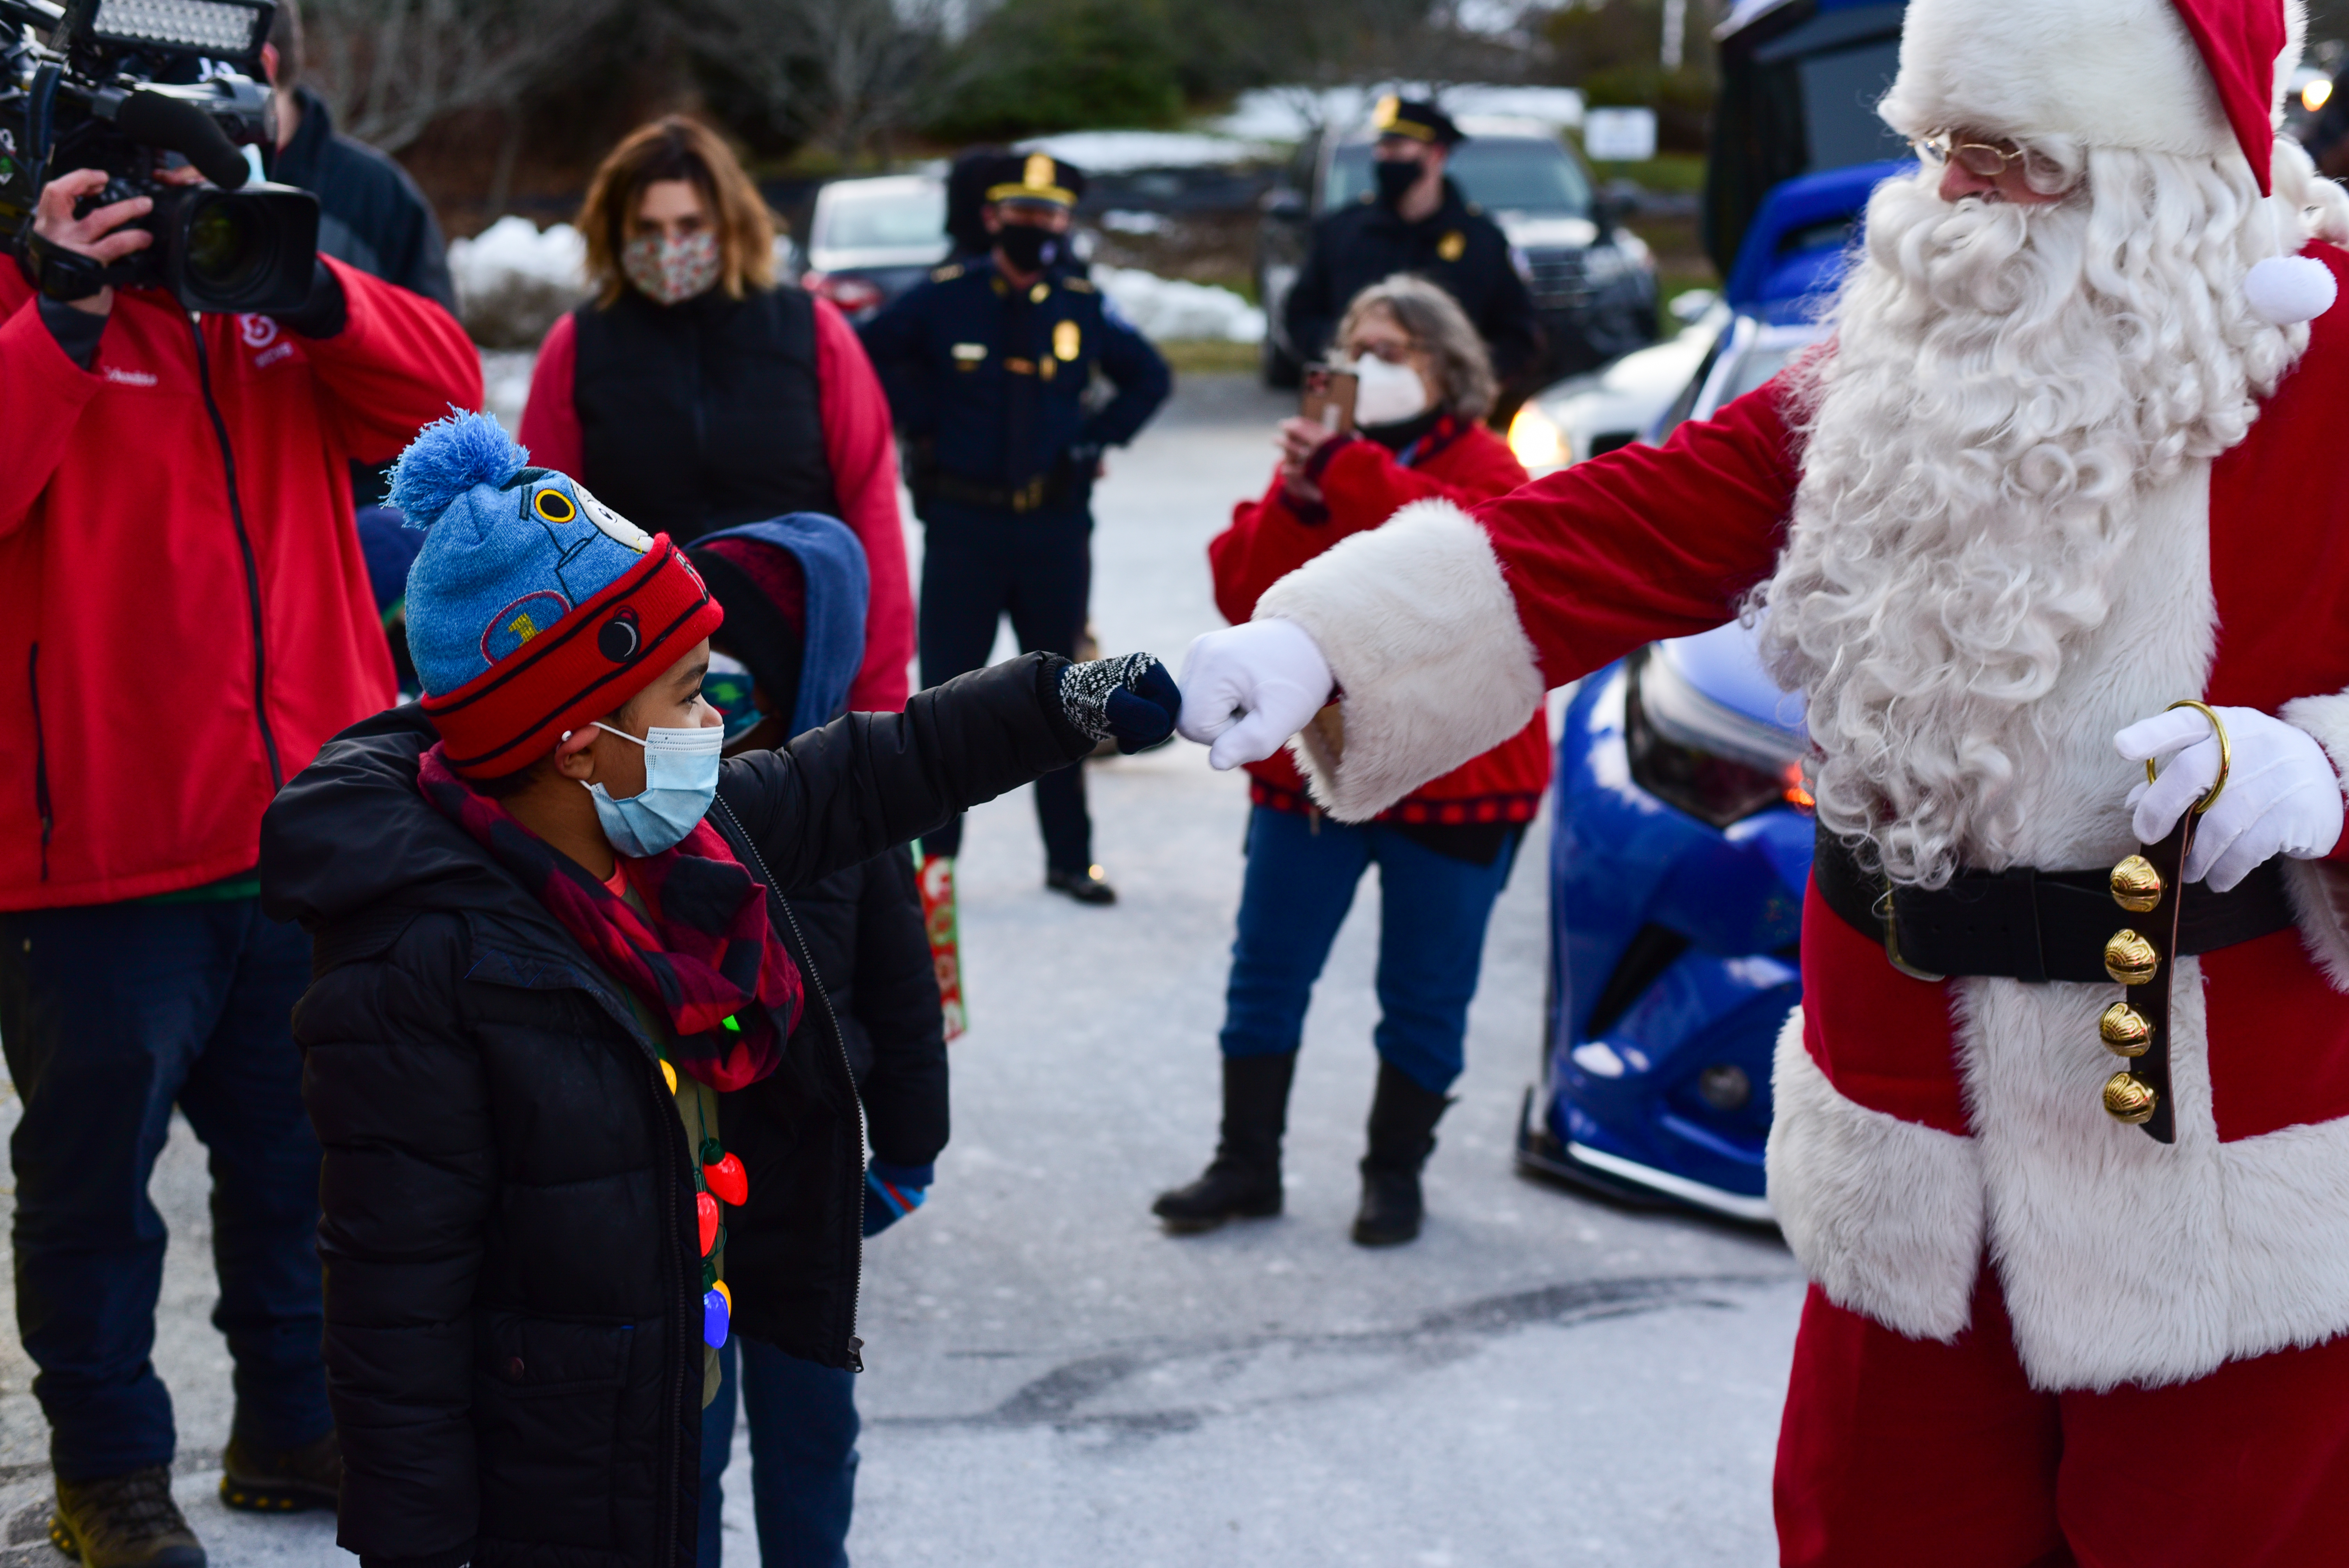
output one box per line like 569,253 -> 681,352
1627,649 -> 1812,827
1509,402 -> 1569,469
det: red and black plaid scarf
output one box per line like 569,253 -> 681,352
420,744 -> 800,1090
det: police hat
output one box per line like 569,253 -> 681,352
1371,94 -> 1463,148
984,151 -> 1086,208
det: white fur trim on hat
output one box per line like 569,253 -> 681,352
1877,0 -> 2303,166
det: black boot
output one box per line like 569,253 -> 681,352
48,1468 -> 205,1567
1152,1053 -> 1296,1233
221,1426 -> 342,1513
1352,1059 -> 1452,1247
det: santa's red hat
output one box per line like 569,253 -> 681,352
1878,0 -> 2333,321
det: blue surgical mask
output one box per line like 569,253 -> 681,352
585,721 -> 724,857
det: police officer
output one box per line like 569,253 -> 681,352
861,153 -> 1172,904
1284,97 -> 1544,394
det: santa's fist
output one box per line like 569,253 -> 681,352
1176,618 -> 1333,772
2114,706 -> 2344,891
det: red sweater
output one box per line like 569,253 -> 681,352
520,295 -> 914,713
1210,417 -> 1550,821
0,259 -> 483,909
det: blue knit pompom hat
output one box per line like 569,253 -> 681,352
390,410 -> 723,777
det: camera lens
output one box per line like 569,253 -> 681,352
185,195 -> 264,292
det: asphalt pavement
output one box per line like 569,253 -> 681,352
0,372 -> 1802,1566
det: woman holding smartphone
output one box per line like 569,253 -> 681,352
519,116 -> 914,715
1157,274 -> 1550,1247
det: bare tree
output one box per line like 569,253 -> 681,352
677,0 -> 964,169
301,0 -> 626,154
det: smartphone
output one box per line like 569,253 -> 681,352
1301,363 -> 1358,436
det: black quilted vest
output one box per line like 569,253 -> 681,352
569,284 -> 842,545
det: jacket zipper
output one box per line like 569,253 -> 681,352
713,795 -> 866,1373
27,644 -> 50,882
187,314 -> 283,790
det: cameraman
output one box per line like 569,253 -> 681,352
0,166 -> 480,1559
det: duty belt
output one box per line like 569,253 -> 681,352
1813,702 -> 2294,1145
921,467 -> 1069,514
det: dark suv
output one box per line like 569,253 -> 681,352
1255,114 -> 1660,386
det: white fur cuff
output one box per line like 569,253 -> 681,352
1252,499 -> 1545,822
1765,1010 -> 1985,1343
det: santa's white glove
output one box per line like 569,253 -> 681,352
2114,706 -> 2344,891
1176,618 -> 1334,772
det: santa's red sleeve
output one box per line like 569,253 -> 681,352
814,296 -> 914,712
1256,380 -> 1805,821
516,313 -> 583,478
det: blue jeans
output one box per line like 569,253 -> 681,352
1221,805 -> 1519,1094
0,898 -> 330,1481
698,1335 -> 860,1567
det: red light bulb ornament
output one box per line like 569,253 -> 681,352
696,1190 -> 719,1256
704,1151 -> 747,1206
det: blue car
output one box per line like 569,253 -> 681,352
1518,623 -> 1810,1222
1516,0 -> 1915,1219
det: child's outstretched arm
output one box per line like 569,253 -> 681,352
715,651 -> 1177,891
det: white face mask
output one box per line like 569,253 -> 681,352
583,721 -> 725,858
1351,351 -> 1431,427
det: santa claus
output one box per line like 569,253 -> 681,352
1180,0 -> 2349,1560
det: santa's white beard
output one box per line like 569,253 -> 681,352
1756,145 -> 2332,887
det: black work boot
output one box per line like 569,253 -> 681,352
1352,1059 -> 1453,1247
221,1426 -> 342,1513
48,1467 -> 205,1568
1152,1053 -> 1297,1233
1045,864 -> 1117,905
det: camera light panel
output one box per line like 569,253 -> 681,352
90,0 -> 269,58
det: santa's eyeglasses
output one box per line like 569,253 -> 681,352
1911,133 -> 2066,185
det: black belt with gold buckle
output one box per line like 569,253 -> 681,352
1811,702 -> 2295,1144
1812,825 -> 2292,989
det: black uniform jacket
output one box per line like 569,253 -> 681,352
858,257 -> 1171,500
1284,180 -> 1544,381
258,656 -> 1088,1568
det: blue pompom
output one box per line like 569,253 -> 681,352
388,409 -> 531,533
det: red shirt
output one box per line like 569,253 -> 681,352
1210,417 -> 1551,822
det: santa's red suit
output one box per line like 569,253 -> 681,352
1182,0 -> 2349,1561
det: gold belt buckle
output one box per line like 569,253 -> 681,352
1879,880 -> 1945,982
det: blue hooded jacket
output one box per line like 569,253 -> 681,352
689,513 -> 871,732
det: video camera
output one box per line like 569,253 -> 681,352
0,0 -> 316,312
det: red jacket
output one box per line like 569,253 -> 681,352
519,296 -> 915,713
0,259 -> 483,910
1209,417 -> 1549,823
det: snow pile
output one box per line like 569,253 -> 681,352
1217,84 -> 1585,141
1094,265 -> 1264,343
1014,129 -> 1279,171
479,348 -> 537,433
449,216 -> 587,348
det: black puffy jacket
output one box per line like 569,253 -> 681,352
259,656 -> 1087,1568
719,843 -> 947,1367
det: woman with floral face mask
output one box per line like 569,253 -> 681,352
1156,274 -> 1552,1249
519,116 -> 916,719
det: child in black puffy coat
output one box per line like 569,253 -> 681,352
686,515 -> 946,1566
